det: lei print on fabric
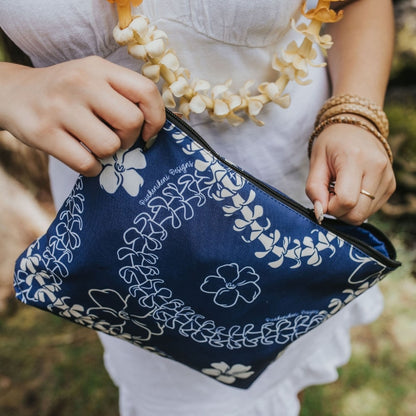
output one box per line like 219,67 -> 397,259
14,119 -> 390,386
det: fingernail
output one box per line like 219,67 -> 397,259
314,200 -> 324,225
144,135 -> 158,150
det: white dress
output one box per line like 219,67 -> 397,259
0,1 -> 384,415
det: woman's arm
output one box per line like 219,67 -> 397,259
328,0 -> 394,103
0,57 -> 165,176
306,0 -> 396,225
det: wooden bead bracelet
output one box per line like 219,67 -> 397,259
316,94 -> 389,136
315,102 -> 389,138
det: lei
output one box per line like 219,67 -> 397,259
107,0 -> 344,125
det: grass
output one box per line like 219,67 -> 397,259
386,102 -> 416,159
0,303 -> 119,416
0,35 -> 9,62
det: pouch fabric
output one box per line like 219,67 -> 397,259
14,110 -> 400,389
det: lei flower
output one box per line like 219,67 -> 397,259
106,0 -> 345,125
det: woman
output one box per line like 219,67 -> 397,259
0,0 -> 395,414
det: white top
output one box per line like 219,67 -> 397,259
0,1 -> 384,415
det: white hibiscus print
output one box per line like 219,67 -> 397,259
200,263 -> 261,308
202,362 -> 254,384
99,147 -> 147,196
87,289 -> 163,340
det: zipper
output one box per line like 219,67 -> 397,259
165,109 -> 400,267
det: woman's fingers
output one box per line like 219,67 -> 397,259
40,127 -> 103,177
1,57 -> 166,177
336,172 -> 395,225
327,156 -> 368,223
336,139 -> 394,225
82,83 -> 145,151
69,56 -> 165,147
61,105 -> 123,160
105,60 -> 166,142
307,123 -> 396,225
332,172 -> 381,225
305,151 -> 331,215
364,172 -> 396,214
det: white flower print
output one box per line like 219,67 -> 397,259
99,148 -> 147,196
202,362 -> 254,384
20,253 -> 41,274
22,269 -> 62,303
200,263 -> 261,308
301,231 -> 337,266
87,289 -> 163,340
53,298 -> 86,319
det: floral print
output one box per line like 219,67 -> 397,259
100,148 -> 147,196
24,270 -> 61,303
19,252 -> 41,274
87,289 -> 163,340
202,362 -> 254,384
200,263 -> 261,308
13,120 -> 393,388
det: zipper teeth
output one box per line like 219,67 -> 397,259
165,109 -> 399,267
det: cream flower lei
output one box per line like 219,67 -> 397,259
107,0 -> 345,126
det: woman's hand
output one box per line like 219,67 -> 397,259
304,0 -> 395,225
0,56 -> 165,176
305,123 -> 396,225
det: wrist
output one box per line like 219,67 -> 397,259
309,94 -> 393,163
0,63 -> 33,130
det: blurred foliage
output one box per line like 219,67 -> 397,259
390,0 -> 416,85
383,101 -> 416,221
0,33 -> 9,62
387,103 -> 416,155
0,29 -> 32,66
0,1 -> 415,415
380,0 -> 416,230
0,300 -> 119,416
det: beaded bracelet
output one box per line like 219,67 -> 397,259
316,103 -> 389,137
308,115 -> 393,163
316,94 -> 389,136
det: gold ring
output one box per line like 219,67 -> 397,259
360,189 -> 375,200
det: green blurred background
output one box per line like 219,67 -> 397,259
0,1 -> 415,415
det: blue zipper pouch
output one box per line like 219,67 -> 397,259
14,110 -> 400,388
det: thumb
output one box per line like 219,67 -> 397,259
305,153 -> 331,223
